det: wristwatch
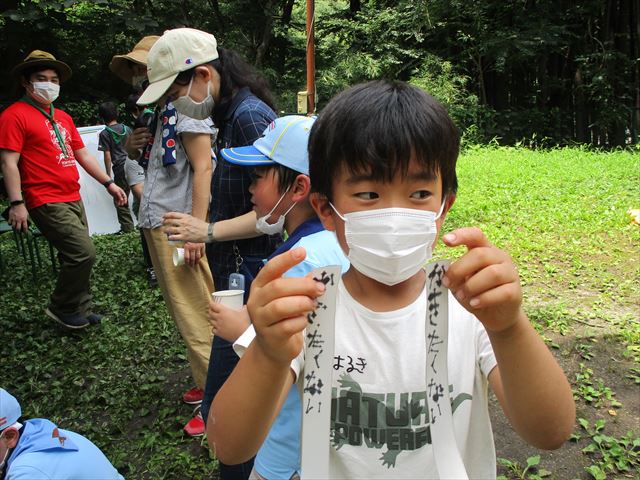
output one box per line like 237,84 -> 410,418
207,222 -> 215,243
10,199 -> 24,207
103,179 -> 115,189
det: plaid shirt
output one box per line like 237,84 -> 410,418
207,87 -> 280,288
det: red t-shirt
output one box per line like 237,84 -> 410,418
0,101 -> 85,209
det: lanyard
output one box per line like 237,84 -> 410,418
21,96 -> 69,158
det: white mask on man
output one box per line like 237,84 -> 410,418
331,202 -> 446,285
31,81 -> 60,104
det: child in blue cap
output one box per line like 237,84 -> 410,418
0,388 -> 124,479
205,115 -> 348,479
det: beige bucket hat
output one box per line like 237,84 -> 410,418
109,35 -> 160,84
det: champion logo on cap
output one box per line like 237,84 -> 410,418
185,58 -> 193,65
0,417 -> 7,427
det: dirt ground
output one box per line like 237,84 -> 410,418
491,328 -> 640,479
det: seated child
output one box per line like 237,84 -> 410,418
209,81 -> 575,479
208,115 -> 349,479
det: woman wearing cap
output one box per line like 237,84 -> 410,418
114,34 -> 219,438
138,27 -> 279,479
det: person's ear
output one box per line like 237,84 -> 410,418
310,193 -> 336,231
194,65 -> 212,82
290,174 -> 311,202
436,193 -> 456,228
2,428 -> 20,449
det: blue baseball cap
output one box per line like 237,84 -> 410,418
220,115 -> 315,175
0,389 -> 22,432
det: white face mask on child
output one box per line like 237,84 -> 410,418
255,190 -> 297,235
331,202 -> 445,286
172,76 -> 215,120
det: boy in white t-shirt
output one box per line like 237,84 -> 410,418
208,80 -> 575,479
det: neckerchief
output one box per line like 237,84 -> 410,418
21,96 -> 69,158
104,124 -> 129,145
139,101 -> 177,169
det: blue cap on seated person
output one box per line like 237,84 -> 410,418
220,115 -> 316,175
0,388 -> 22,432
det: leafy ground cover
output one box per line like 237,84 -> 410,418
1,146 -> 638,479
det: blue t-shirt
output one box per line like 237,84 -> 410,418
254,218 -> 349,479
6,419 -> 124,480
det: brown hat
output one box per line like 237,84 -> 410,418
10,50 -> 72,82
109,36 -> 160,85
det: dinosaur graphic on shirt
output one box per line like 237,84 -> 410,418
331,373 -> 471,468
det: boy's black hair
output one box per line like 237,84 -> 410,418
308,80 -> 459,201
259,164 -> 301,195
174,47 -> 276,127
98,101 -> 118,123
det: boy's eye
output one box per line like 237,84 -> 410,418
410,190 -> 431,199
355,192 -> 379,200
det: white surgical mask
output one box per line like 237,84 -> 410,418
256,190 -> 297,235
31,81 -> 60,104
331,202 -> 445,286
172,76 -> 215,120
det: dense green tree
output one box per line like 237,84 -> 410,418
0,0 -> 636,147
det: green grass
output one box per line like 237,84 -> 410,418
1,146 -> 638,479
437,145 -> 640,336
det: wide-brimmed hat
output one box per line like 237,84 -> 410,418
109,35 -> 160,84
220,115 -> 316,176
137,28 -> 218,105
10,50 -> 72,82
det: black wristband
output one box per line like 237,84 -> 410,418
10,199 -> 24,207
103,179 -> 115,189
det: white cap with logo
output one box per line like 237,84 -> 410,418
137,28 -> 218,105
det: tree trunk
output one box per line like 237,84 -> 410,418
574,67 -> 588,143
255,0 -> 277,67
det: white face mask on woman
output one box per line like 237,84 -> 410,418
255,190 -> 297,235
331,202 -> 446,286
172,76 -> 215,120
30,81 -> 60,104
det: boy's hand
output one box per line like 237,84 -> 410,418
442,227 -> 523,333
183,241 -> 205,267
209,303 -> 250,342
125,127 -> 152,157
247,247 -> 325,365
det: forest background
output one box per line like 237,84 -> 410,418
0,0 -> 638,149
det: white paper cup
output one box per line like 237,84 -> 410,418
211,290 -> 244,309
172,248 -> 185,267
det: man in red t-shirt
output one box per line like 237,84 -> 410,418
0,50 -> 127,329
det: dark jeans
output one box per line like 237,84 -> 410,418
202,254 -> 264,480
29,200 -> 95,315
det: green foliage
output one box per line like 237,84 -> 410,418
574,418 -> 640,479
497,455 -> 552,480
0,231 -> 217,478
1,134 -> 638,478
574,363 -> 622,408
1,0 -> 636,146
